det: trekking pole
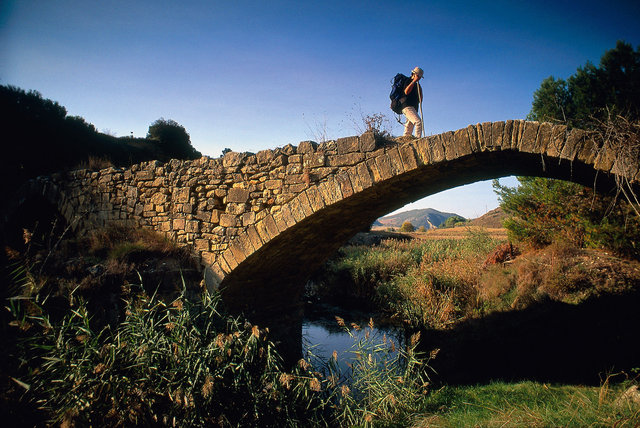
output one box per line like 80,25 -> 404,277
418,80 -> 424,137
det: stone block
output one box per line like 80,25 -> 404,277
172,218 -> 185,230
305,187 -> 325,211
356,162 -> 374,189
288,197 -> 306,222
288,154 -> 303,164
200,251 -> 216,265
535,122 -> 553,155
281,144 -> 296,155
413,137 -> 432,164
242,211 -> 256,225
360,132 -> 377,152
560,128 -> 586,161
271,154 -> 288,167
374,154 -> 394,180
228,242 -> 246,265
451,128 -> 472,158
327,152 -> 365,167
272,211 -> 288,232
210,209 -> 221,223
255,219 -> 272,243
135,170 -> 154,181
185,220 -> 200,233
256,149 -> 275,165
173,187 -> 190,203
502,120 -> 513,150
280,205 -> 297,227
219,213 -> 237,227
246,225 -> 264,249
264,179 -> 282,190
347,167 -> 364,192
491,121 -> 505,149
387,147 -> 406,174
547,124 -> 567,158
335,171 -> 354,198
336,136 -> 360,154
428,136 -> 446,162
223,152 -> 247,167
303,153 -> 325,168
195,239 -> 209,251
593,142 -> 616,172
297,192 -> 314,216
298,140 -> 318,154
575,132 -> 599,165
365,158 -> 382,183
441,131 -> 457,160
227,187 -> 250,203
237,234 -> 255,255
519,121 -> 540,153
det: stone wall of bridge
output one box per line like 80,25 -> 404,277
13,120 -> 639,319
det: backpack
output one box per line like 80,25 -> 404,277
389,73 -> 409,114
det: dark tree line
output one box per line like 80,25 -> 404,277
0,85 -> 201,196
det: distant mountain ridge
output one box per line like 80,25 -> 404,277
373,208 -> 461,230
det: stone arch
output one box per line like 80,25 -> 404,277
213,121 -> 637,320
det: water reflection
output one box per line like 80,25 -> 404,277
302,314 -> 405,375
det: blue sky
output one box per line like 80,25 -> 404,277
2,1 -> 639,218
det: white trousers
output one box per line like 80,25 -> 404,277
402,106 -> 423,137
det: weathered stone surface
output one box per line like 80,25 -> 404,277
327,152 -> 365,167
413,137 -> 432,164
451,128 -> 472,157
428,135 -> 446,162
547,124 -> 567,157
336,136 -> 360,154
360,132 -> 376,152
223,152 -> 247,167
297,140 -> 318,154
561,128 -> 587,161
227,188 -> 250,203
399,144 -> 419,170
518,121 -> 540,153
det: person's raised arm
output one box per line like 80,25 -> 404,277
404,74 -> 421,95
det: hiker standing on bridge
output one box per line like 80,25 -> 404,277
402,67 -> 424,138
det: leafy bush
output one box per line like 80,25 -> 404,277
399,221 -> 415,232
493,177 -> 640,257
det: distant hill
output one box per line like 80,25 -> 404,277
373,208 -> 461,230
468,207 -> 506,228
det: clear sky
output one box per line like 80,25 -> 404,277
2,1 -> 639,218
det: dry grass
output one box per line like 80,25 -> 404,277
419,226 -> 507,241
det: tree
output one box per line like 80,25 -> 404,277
528,40 -> 640,128
442,215 -> 466,229
500,41 -> 640,257
399,221 -> 415,232
147,118 -> 201,160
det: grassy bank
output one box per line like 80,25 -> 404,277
2,224 -> 639,426
315,229 -> 640,331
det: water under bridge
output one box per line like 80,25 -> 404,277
9,120 -> 639,330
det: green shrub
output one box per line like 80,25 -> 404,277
399,221 -> 415,232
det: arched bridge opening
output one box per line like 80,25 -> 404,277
218,146 -> 625,322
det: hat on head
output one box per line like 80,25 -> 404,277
412,67 -> 424,77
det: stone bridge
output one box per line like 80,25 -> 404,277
9,120 -> 639,323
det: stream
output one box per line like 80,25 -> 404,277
301,304 -> 406,375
